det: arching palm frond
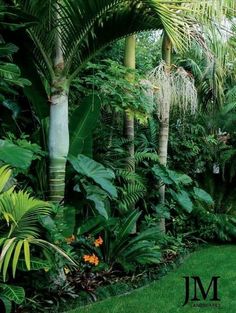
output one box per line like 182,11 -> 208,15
16,0 -> 200,82
0,166 -> 77,281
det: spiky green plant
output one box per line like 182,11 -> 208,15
0,166 -> 76,282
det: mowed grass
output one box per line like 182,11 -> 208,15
67,245 -> 236,313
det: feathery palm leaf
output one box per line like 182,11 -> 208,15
0,166 -> 77,281
16,0 -> 205,83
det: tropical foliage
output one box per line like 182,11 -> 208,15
0,0 -> 236,312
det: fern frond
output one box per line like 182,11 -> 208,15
118,182 -> 146,212
135,151 -> 159,164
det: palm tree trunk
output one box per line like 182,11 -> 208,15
49,85 -> 69,203
124,35 -> 136,233
158,32 -> 172,233
49,18 -> 69,203
124,35 -> 136,171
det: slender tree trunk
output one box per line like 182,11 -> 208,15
158,32 -> 172,233
124,35 -> 136,171
49,85 -> 69,202
49,16 -> 69,203
124,35 -> 136,233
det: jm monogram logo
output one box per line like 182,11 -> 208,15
183,276 -> 220,306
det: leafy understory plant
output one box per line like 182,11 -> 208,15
152,163 -> 214,215
0,165 -> 77,283
69,154 -> 117,220
77,210 -> 162,272
0,282 -> 25,313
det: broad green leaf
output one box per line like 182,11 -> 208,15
69,95 -> 100,156
0,63 -> 30,87
152,164 -> 174,185
0,283 -> 25,304
193,187 -> 214,205
153,164 -> 192,187
155,204 -> 170,219
168,171 -> 192,186
69,154 -> 117,197
83,184 -> 109,219
0,63 -> 20,79
0,140 -> 33,169
170,189 -> 193,213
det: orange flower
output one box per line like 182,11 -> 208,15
65,234 -> 75,244
90,254 -> 99,266
83,254 -> 99,266
83,255 -> 91,262
94,236 -> 103,247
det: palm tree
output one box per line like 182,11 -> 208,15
15,0 -> 196,203
124,35 -> 136,170
150,1 -> 235,232
149,36 -> 198,233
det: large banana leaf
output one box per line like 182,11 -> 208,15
69,154 -> 117,198
0,140 -> 33,169
69,95 -> 101,157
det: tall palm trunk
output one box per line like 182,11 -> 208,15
49,25 -> 69,203
124,35 -> 136,170
124,35 -> 136,232
158,32 -> 172,233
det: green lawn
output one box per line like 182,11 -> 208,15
67,245 -> 236,313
